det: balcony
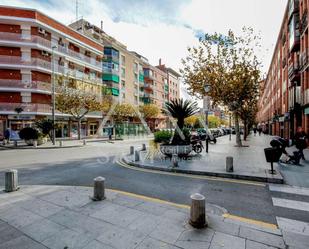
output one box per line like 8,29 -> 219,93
0,79 -> 51,92
288,58 -> 300,80
0,103 -> 52,114
103,54 -> 119,63
0,32 -> 102,68
288,0 -> 299,20
301,10 -> 308,34
300,49 -> 309,70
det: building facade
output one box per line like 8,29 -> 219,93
0,6 -> 104,139
257,0 -> 309,138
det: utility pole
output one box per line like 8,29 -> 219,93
51,46 -> 57,145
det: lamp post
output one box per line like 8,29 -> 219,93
51,46 -> 57,145
204,84 -> 211,153
229,112 -> 232,141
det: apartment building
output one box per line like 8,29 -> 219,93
0,6 -> 104,138
257,0 -> 309,138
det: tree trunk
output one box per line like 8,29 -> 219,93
77,119 -> 81,140
244,119 -> 247,141
234,113 -> 242,147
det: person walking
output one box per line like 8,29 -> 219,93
253,127 -> 257,136
294,127 -> 308,160
258,127 -> 262,136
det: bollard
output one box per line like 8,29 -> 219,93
189,193 -> 207,228
226,156 -> 234,172
83,139 -> 86,146
92,176 -> 105,201
130,146 -> 134,155
172,154 -> 178,167
5,169 -> 19,192
59,141 -> 63,147
134,150 -> 140,162
141,143 -> 146,151
33,140 -> 38,148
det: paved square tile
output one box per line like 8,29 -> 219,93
136,237 -> 179,249
175,240 -> 211,249
177,227 -> 214,242
209,232 -> 245,249
0,223 -> 23,244
82,240 -> 115,249
149,221 -> 186,244
246,239 -> 278,249
0,235 -> 47,249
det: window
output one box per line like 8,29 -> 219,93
121,68 -> 125,78
121,80 -> 125,87
134,63 -> 138,72
121,55 -> 125,65
134,73 -> 138,82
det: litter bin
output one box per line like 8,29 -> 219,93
264,147 -> 282,174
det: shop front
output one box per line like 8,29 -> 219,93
0,115 -> 7,140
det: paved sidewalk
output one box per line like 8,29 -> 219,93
124,135 -> 284,183
1,185 -> 306,249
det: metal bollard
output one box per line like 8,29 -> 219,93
189,193 -> 207,228
134,150 -> 140,162
172,154 -> 178,167
130,146 -> 134,155
141,143 -> 146,151
59,141 -> 63,147
226,156 -> 234,172
5,169 -> 19,192
83,139 -> 86,146
92,176 -> 105,201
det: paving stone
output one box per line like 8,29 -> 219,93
208,215 -> 240,236
96,224 -> 146,249
276,217 -> 309,236
20,218 -> 66,242
82,240 -> 115,249
76,199 -> 115,216
128,213 -> 160,235
209,232 -> 245,249
111,194 -> 144,208
136,237 -> 179,249
20,198 -> 64,217
0,235 -> 47,249
135,201 -> 170,215
149,221 -> 186,244
282,230 -> 309,249
0,206 -> 43,228
177,228 -> 214,242
246,240 -> 278,249
239,226 -> 285,249
39,190 -> 91,208
0,223 -> 23,244
160,209 -> 189,225
41,228 -> 95,249
175,240 -> 211,249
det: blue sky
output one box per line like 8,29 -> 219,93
0,0 -> 287,97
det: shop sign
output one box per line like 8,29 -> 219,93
8,115 -> 35,120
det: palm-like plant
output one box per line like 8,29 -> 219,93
165,99 -> 199,129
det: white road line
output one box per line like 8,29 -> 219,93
272,197 -> 309,212
269,185 -> 309,197
276,217 -> 309,236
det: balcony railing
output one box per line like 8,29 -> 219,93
300,49 -> 309,69
0,32 -> 102,68
0,56 -> 102,84
288,59 -> 300,79
301,10 -> 308,33
0,103 -> 52,113
0,79 -> 51,92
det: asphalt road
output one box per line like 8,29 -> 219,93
0,138 -> 305,225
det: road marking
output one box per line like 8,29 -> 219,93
107,188 -> 190,209
272,197 -> 309,212
116,160 -> 266,187
223,213 -> 278,229
108,188 -> 277,230
269,184 -> 309,197
276,217 -> 309,235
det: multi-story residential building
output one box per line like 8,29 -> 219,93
0,6 -> 104,139
257,0 -> 309,138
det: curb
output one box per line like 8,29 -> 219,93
122,157 -> 284,184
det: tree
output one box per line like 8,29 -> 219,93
181,27 -> 261,146
112,103 -> 136,123
56,88 -> 103,140
139,104 -> 160,120
165,99 -> 198,129
208,116 -> 221,128
35,119 -> 54,139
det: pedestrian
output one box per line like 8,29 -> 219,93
294,127 -> 308,160
253,127 -> 257,136
4,128 -> 10,144
258,127 -> 262,136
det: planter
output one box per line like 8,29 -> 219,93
25,137 -> 47,146
160,144 -> 192,157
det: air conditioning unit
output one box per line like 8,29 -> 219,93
41,51 -> 49,56
38,27 -> 46,35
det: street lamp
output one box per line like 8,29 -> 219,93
204,83 -> 211,153
51,45 -> 57,145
